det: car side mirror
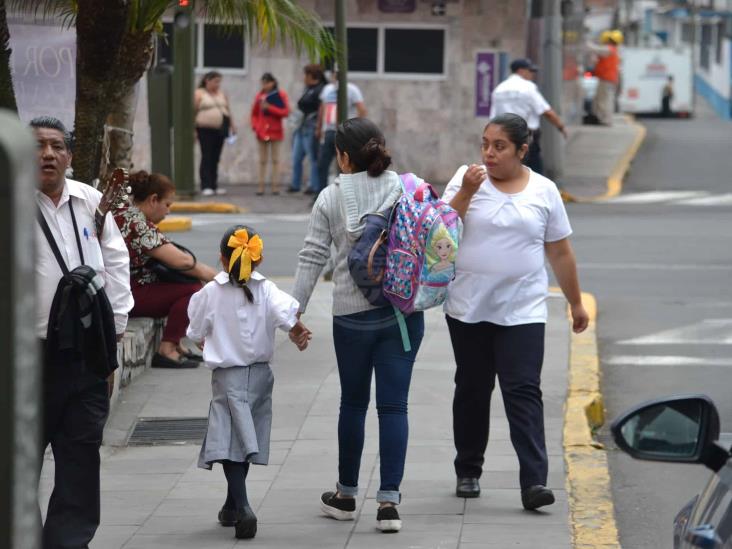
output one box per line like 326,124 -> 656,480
611,395 -> 726,471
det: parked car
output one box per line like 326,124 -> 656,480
611,395 -> 732,549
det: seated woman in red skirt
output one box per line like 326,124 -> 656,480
114,171 -> 217,368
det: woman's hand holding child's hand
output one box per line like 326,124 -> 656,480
289,320 -> 312,351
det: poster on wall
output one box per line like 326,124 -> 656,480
8,23 -> 77,129
475,51 -> 508,117
378,0 -> 416,12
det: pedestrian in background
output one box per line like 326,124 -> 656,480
293,118 -> 423,534
113,171 -> 217,369
661,76 -> 674,117
442,114 -> 589,510
195,71 -> 235,196
490,58 -> 567,176
587,30 -> 622,126
289,64 -> 326,195
250,73 -> 290,196
315,70 -> 367,196
32,116 -> 133,549
187,224 -> 311,540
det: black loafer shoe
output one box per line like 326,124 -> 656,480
218,507 -> 237,527
320,491 -> 356,521
521,485 -> 555,510
234,506 -> 257,539
151,353 -> 199,369
456,477 -> 480,498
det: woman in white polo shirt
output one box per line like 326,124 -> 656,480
442,113 -> 589,510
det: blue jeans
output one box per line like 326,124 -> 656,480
316,129 -> 337,194
332,308 -> 425,504
291,124 -> 318,192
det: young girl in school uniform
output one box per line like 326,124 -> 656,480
187,224 -> 311,540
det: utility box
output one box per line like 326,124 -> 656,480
147,63 -> 173,177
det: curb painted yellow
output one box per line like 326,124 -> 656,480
563,116 -> 647,204
157,216 -> 192,232
171,201 -> 243,213
564,291 -> 622,548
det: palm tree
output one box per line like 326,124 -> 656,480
6,0 -> 335,184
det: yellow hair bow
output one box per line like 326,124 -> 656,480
227,229 -> 263,282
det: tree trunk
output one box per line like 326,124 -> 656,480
102,31 -> 154,183
0,0 -> 18,113
72,0 -> 127,185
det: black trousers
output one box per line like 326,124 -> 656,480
525,129 -> 543,175
197,127 -> 225,191
41,345 -> 109,549
446,316 -> 548,489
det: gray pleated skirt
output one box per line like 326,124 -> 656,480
198,363 -> 273,469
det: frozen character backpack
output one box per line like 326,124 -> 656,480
383,173 -> 461,315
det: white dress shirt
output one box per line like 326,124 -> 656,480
441,165 -> 572,325
36,178 -> 133,337
187,271 -> 300,369
489,74 -> 551,130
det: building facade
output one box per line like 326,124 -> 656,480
130,0 -> 533,186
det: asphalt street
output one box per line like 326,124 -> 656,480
569,103 -> 732,549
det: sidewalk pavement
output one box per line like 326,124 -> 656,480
40,282 -> 572,549
175,115 -> 643,217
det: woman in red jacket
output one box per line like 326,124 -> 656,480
250,73 -> 290,195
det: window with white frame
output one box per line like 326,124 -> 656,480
157,22 -> 247,72
324,24 -> 447,78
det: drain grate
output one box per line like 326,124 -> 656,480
128,417 -> 208,446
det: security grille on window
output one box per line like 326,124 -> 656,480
384,28 -> 444,74
701,24 -> 712,70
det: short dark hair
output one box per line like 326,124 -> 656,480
261,72 -> 278,89
198,71 -> 222,88
335,118 -> 392,178
29,116 -> 73,150
304,63 -> 325,83
485,113 -> 532,151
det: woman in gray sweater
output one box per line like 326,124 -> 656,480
292,118 -> 424,533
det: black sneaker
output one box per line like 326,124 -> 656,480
234,505 -> 257,539
218,507 -> 237,527
376,505 -> 402,533
521,485 -> 555,510
320,491 -> 355,521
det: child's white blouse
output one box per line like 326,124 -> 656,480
187,271 -> 299,369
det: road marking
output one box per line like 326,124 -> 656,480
605,355 -> 732,366
579,263 -> 732,271
617,319 -> 732,345
675,193 -> 732,206
190,213 -> 310,227
598,190 -> 708,204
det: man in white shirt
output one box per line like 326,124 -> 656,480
315,70 -> 367,195
489,59 -> 567,176
32,116 -> 133,549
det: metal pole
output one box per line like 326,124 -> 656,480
541,0 -> 564,180
0,109 -> 41,549
335,0 -> 348,123
172,1 -> 196,197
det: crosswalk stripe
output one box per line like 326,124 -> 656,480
675,193 -> 732,206
599,191 -> 709,204
605,355 -> 732,366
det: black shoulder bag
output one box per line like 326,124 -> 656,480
38,199 -> 118,379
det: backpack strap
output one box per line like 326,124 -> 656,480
398,172 -> 419,195
393,306 -> 412,353
414,182 -> 437,203
37,209 -> 70,276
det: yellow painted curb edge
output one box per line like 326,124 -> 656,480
564,291 -> 622,548
563,116 -> 647,204
171,201 -> 243,213
157,216 -> 192,232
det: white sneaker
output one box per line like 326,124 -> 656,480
215,188 -> 227,195
201,188 -> 215,197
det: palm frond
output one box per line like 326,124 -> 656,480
202,0 -> 336,61
8,0 -> 76,27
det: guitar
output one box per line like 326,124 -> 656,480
95,168 -> 130,237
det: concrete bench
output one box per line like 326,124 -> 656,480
109,317 -> 164,411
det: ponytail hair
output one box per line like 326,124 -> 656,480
220,224 -> 262,303
128,171 -> 176,203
